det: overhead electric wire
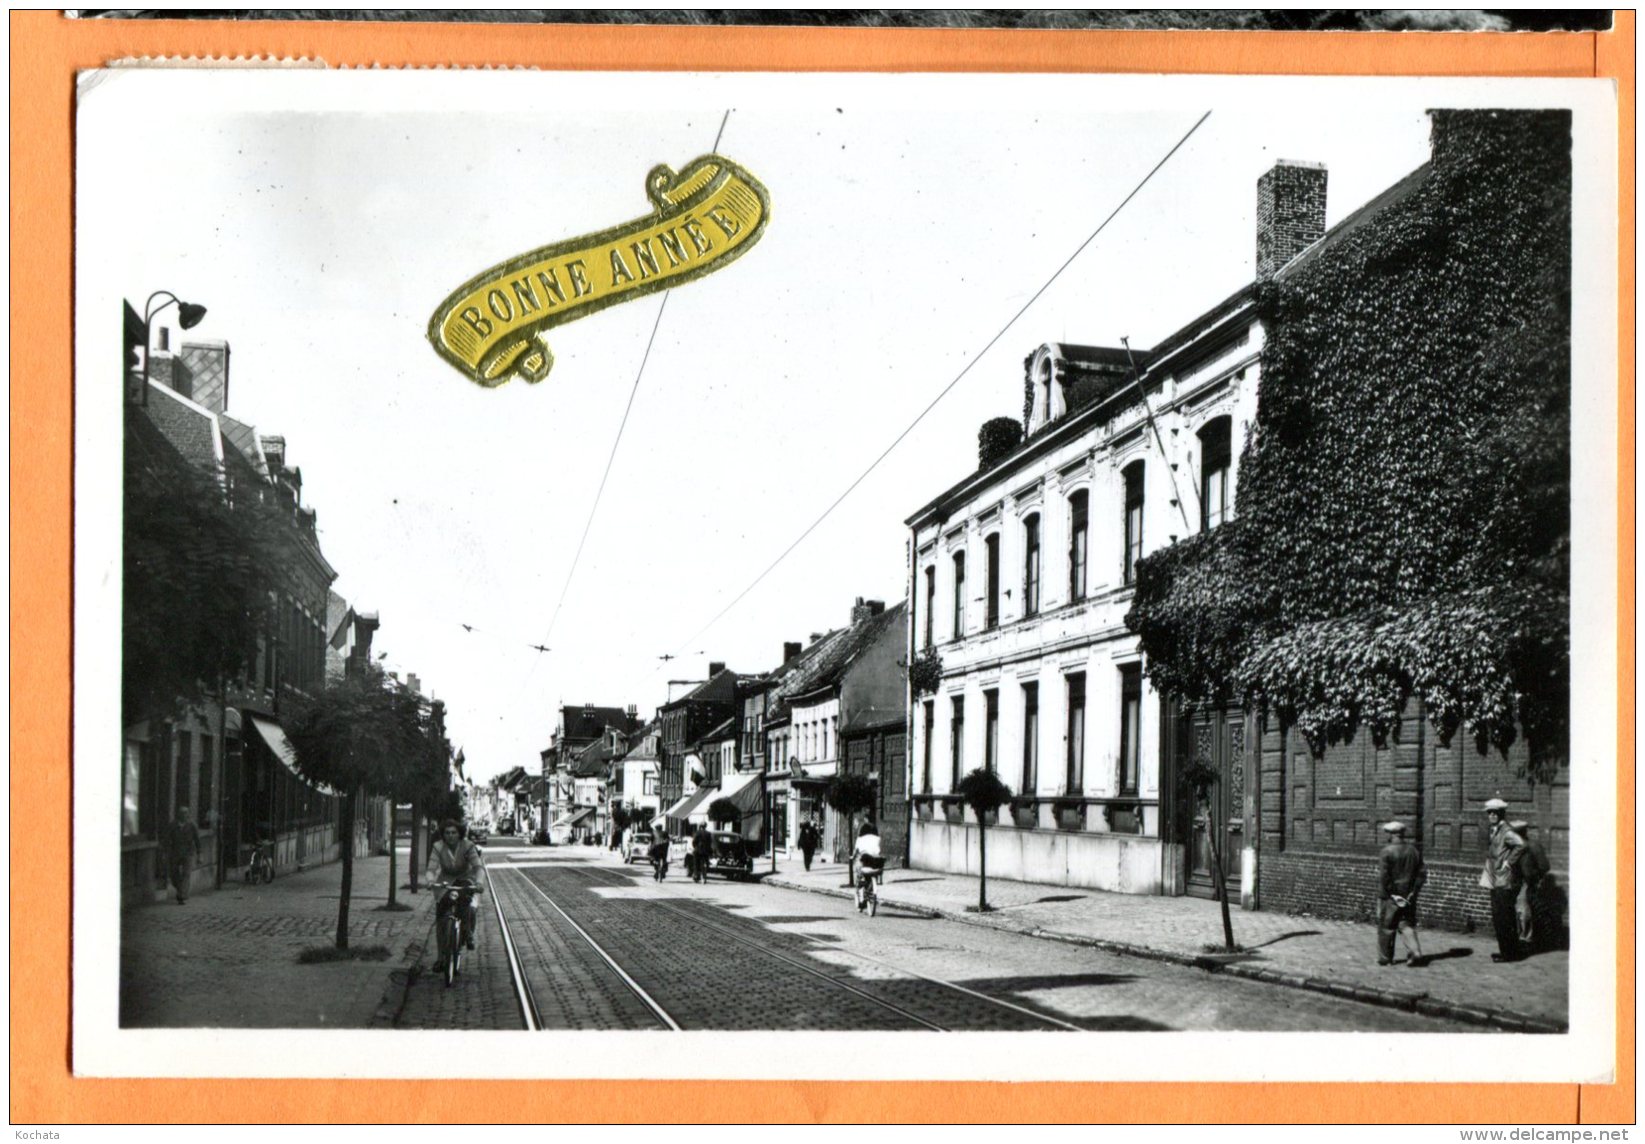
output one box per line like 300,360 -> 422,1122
661,109 -> 1213,659
531,110 -> 734,662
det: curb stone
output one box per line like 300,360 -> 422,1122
764,874 -> 1567,1035
370,894 -> 439,1029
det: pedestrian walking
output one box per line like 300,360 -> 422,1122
799,819 -> 818,871
166,805 -> 200,904
1480,798 -> 1528,962
1510,820 -> 1552,952
648,831 -> 670,882
690,823 -> 712,883
1376,821 -> 1426,966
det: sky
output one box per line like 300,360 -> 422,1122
80,70 -> 1461,784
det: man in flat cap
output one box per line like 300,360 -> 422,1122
1481,798 -> 1527,962
1377,821 -> 1426,966
1510,820 -> 1551,952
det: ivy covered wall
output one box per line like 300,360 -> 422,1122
1127,109 -> 1570,774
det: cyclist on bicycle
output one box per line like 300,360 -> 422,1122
425,819 -> 487,951
852,822 -> 885,912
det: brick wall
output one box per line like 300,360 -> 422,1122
1255,698 -> 1568,933
1256,161 -> 1328,281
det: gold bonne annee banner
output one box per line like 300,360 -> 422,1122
428,154 -> 770,387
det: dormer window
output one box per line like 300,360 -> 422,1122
1038,356 -> 1055,425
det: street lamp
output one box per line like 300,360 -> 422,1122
140,290 -> 207,406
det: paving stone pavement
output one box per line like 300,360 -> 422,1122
120,848 -> 435,1028
760,852 -> 1568,1032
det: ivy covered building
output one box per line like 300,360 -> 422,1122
904,110 -> 1570,928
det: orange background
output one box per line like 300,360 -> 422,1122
10,9 -> 1633,1125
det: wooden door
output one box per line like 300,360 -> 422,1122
1182,707 -> 1245,901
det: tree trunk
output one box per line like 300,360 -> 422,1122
1206,815 -> 1236,951
336,790 -> 355,949
978,816 -> 989,912
408,802 -> 420,892
215,673 -> 229,890
387,801 -> 399,908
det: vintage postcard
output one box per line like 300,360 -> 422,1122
71,64 -> 1619,1090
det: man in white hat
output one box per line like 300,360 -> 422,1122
1377,821 -> 1426,966
1481,798 -> 1527,962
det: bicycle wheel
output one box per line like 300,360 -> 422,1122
868,887 -> 878,917
442,918 -> 459,987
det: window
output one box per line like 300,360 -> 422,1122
644,773 -> 657,796
1119,665 -> 1142,796
922,701 -> 935,793
1122,462 -> 1145,586
985,534 -> 1001,629
923,565 -> 936,649
1200,416 -> 1232,531
950,695 -> 965,787
952,551 -> 966,639
1023,515 -> 1041,616
1069,491 -> 1089,601
123,742 -> 143,837
1065,674 -> 1086,793
1021,683 -> 1039,795
984,690 -> 1000,773
199,732 -> 214,828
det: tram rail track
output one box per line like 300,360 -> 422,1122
565,861 -> 1081,1033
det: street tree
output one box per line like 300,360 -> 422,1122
1180,757 -> 1238,952
825,773 -> 878,888
956,768 -> 1013,913
123,406 -> 286,728
287,667 -> 432,950
707,797 -> 740,830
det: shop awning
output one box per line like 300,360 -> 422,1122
248,714 -> 340,797
666,784 -> 717,830
552,807 -> 595,828
688,771 -> 764,826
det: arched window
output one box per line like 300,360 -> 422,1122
1199,416 -> 1232,531
1022,514 -> 1041,616
1122,461 -> 1145,585
1068,490 -> 1089,601
952,550 -> 967,640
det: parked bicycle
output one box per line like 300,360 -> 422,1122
246,839 -> 274,885
433,880 -> 482,988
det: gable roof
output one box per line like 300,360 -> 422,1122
559,704 -> 638,742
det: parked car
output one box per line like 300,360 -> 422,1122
624,829 -> 655,864
496,820 -> 515,836
468,823 -> 489,844
700,831 -> 755,880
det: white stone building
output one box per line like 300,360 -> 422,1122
905,160 -> 1334,897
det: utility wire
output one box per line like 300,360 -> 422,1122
664,109 -> 1212,658
534,109 -> 733,656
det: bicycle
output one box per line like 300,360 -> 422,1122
433,881 -> 482,987
855,862 -> 884,917
246,840 -> 274,885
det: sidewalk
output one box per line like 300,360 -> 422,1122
119,848 -> 436,1028
759,854 -> 1568,1033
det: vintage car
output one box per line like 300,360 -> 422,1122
468,823 -> 489,844
699,830 -> 755,880
623,829 -> 656,864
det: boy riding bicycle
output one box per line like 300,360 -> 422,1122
852,822 -> 885,912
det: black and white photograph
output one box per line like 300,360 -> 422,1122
74,68 -> 1618,1082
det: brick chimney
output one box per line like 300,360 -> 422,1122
708,661 -> 726,677
783,641 -> 802,663
181,340 -> 231,414
850,597 -> 886,623
1256,160 -> 1328,281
